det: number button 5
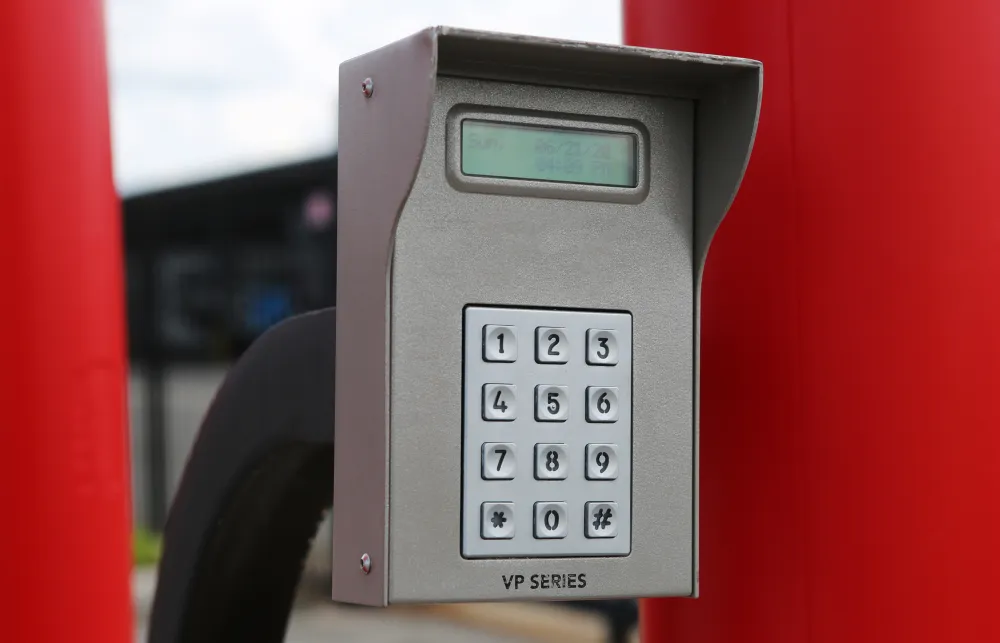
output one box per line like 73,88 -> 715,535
585,444 -> 619,480
535,327 -> 568,364
586,386 -> 619,423
483,325 -> 517,362
482,384 -> 516,421
535,385 -> 568,422
586,329 -> 619,366
534,443 -> 568,480
482,443 -> 516,480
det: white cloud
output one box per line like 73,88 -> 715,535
106,0 -> 622,194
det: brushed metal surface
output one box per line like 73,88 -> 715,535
389,77 -> 695,602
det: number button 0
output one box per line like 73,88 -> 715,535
534,385 -> 568,422
483,325 -> 517,362
482,443 -> 516,480
534,443 -> 568,480
585,444 -> 619,480
482,384 -> 516,421
533,502 -> 568,539
586,329 -> 619,366
586,386 -> 619,423
535,327 -> 569,364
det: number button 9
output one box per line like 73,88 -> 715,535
535,327 -> 569,364
585,386 -> 619,423
535,385 -> 568,422
585,444 -> 619,480
586,329 -> 619,366
483,325 -> 517,362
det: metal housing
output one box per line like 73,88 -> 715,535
334,26 -> 762,606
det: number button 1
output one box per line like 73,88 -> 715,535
534,443 -> 568,480
585,386 -> 619,423
586,329 -> 619,366
482,384 -> 516,421
535,385 -> 568,422
535,327 -> 568,364
482,443 -> 516,480
585,444 -> 619,480
483,325 -> 517,362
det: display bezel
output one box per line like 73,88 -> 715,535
445,105 -> 650,204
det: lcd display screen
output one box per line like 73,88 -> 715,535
461,120 -> 637,188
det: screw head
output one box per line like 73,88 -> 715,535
361,78 -> 374,98
360,553 -> 372,574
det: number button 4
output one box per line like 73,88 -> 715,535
586,329 -> 619,366
534,443 -> 568,480
535,327 -> 568,364
534,385 -> 568,422
585,444 -> 619,480
483,325 -> 517,362
482,443 -> 516,480
482,384 -> 516,421
586,386 -> 619,423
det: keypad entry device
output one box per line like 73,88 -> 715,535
463,306 -> 632,558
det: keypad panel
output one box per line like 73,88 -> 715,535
462,306 -> 632,558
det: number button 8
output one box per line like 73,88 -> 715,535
534,443 -> 568,480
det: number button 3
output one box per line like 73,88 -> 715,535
586,329 -> 619,366
482,443 -> 516,480
585,386 -> 619,423
585,444 -> 619,480
533,502 -> 568,539
534,443 -> 568,480
535,327 -> 568,364
534,385 -> 568,422
482,384 -> 516,421
483,325 -> 517,362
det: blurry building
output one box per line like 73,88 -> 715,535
123,155 -> 337,528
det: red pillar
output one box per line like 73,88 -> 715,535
626,1 -> 1000,642
0,2 -> 133,642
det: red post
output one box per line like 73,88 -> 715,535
626,1 -> 1000,642
0,2 -> 133,642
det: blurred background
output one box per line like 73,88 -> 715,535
113,1 -> 639,641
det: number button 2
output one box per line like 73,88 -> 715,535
534,385 -> 568,422
586,386 -> 619,423
585,444 -> 619,480
535,327 -> 568,364
586,329 -> 619,366
482,443 -> 516,480
482,384 -> 516,421
483,325 -> 517,362
534,443 -> 568,480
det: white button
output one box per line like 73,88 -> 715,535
533,502 -> 568,539
482,384 -> 516,421
535,327 -> 569,363
482,443 -> 516,480
483,325 -> 517,362
534,385 -> 569,422
481,502 -> 515,539
585,501 -> 618,538
585,444 -> 619,480
586,386 -> 619,423
534,443 -> 568,480
586,329 -> 619,366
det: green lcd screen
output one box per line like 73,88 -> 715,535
461,120 -> 637,188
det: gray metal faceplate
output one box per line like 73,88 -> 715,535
388,77 -> 695,602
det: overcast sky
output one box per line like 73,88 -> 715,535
105,0 -> 623,195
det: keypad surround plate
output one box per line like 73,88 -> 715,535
462,306 -> 632,558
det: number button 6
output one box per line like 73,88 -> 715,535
585,386 -> 619,423
585,444 -> 619,480
482,384 -> 516,421
535,385 -> 568,422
